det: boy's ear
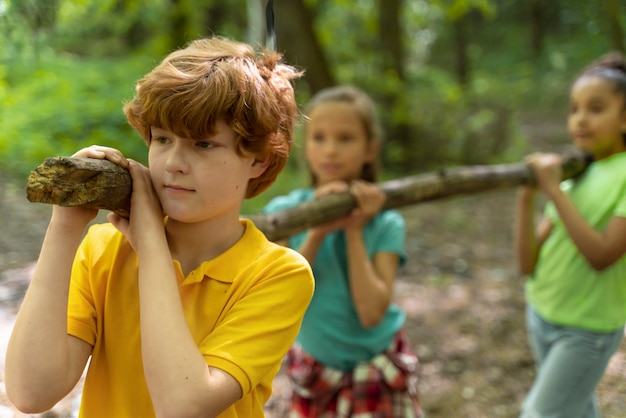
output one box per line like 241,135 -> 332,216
250,156 -> 271,179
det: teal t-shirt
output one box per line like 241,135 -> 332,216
527,151 -> 626,332
263,188 -> 407,371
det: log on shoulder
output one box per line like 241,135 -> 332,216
26,157 -> 131,218
248,151 -> 593,241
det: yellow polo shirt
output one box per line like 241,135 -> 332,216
67,219 -> 314,417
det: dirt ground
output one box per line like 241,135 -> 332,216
0,159 -> 625,417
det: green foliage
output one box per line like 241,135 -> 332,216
53,0 -> 169,56
0,0 -> 623,189
0,54 -> 152,182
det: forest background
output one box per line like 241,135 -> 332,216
0,1 -> 625,417
1,0 -> 625,213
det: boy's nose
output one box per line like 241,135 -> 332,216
165,146 -> 190,173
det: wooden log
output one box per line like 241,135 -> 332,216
25,152 -> 592,240
26,157 -> 132,218
248,151 -> 593,240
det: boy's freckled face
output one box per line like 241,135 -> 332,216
147,120 -> 258,223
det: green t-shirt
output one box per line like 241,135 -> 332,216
526,151 -> 626,332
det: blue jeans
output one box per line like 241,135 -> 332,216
520,305 -> 624,418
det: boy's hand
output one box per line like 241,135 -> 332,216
108,160 -> 164,253
314,180 -> 350,199
72,145 -> 130,169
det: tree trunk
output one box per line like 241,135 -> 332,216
26,152 -> 591,240
378,0 -> 404,79
273,0 -> 336,93
453,15 -> 469,86
530,0 -> 544,58
247,0 -> 266,46
601,0 -> 625,53
377,0 -> 415,171
169,0 -> 187,50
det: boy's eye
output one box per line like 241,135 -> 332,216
339,134 -> 353,142
196,141 -> 213,149
154,136 -> 169,144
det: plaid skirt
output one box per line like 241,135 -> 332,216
287,330 -> 423,418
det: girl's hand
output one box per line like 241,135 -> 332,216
310,181 -> 351,236
52,146 -> 131,228
314,181 -> 350,198
311,180 -> 385,236
345,180 -> 386,231
524,152 -> 563,199
107,160 -> 164,253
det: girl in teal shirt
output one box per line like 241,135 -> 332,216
264,86 -> 422,417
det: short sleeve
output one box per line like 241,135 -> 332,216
67,228 -> 99,346
262,188 -> 313,214
372,210 -> 407,267
199,247 -> 314,395
614,181 -> 626,218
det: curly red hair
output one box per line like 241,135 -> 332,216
123,37 -> 303,198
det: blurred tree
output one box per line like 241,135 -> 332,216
274,0 -> 336,94
168,0 -> 248,52
0,0 -> 622,185
169,0 -> 192,50
110,0 -> 153,49
11,0 -> 59,32
246,0 -> 266,46
9,0 -> 60,59
377,0 -> 414,170
529,0 -> 545,58
601,0 -> 625,53
442,0 -> 496,86
379,0 -> 404,79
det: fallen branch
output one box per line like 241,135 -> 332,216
26,157 -> 132,218
26,152 -> 592,240
249,151 -> 592,240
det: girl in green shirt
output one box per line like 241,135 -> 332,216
515,52 -> 626,418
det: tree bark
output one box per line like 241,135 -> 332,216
601,0 -> 625,53
273,0 -> 336,93
26,152 -> 591,240
378,0 -> 404,79
249,151 -> 591,240
530,0 -> 544,58
453,14 -> 469,86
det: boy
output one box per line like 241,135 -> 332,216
6,37 -> 314,418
